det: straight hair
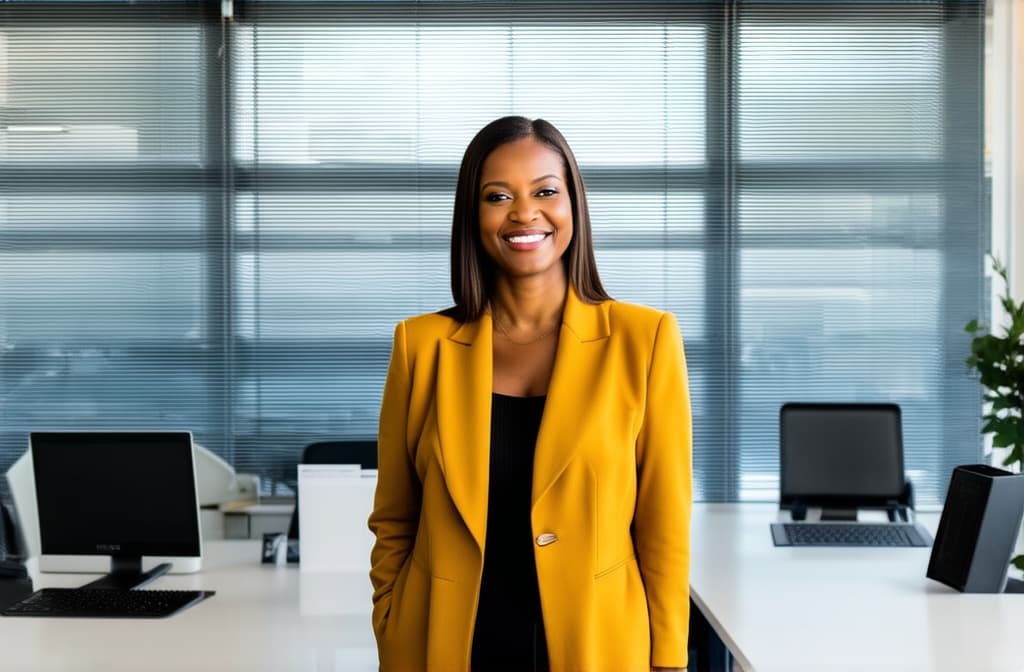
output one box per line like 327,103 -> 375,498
448,116 -> 611,323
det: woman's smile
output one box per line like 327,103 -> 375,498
502,229 -> 553,251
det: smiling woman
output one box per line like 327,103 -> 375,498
368,116 -> 693,672
477,138 -> 574,288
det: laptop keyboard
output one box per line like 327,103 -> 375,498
781,523 -> 924,547
2,588 -> 212,619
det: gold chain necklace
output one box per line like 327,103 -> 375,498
492,316 -> 560,346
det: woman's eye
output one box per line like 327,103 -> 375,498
536,188 -> 558,198
485,192 -> 509,202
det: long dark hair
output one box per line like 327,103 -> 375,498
448,116 -> 610,323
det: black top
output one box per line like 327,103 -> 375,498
471,393 -> 550,672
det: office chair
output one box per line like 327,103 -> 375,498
287,440 -> 377,541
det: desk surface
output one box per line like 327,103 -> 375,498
690,503 -> 1024,672
4,506 -> 1022,672
0,541 -> 377,672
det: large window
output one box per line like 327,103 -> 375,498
0,4 -> 232,465
0,1 -> 985,504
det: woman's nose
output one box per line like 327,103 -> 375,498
509,202 -> 539,222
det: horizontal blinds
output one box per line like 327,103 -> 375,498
0,2 -> 232,492
232,1 -> 717,493
0,1 -> 985,505
732,1 -> 985,502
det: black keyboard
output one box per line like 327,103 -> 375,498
772,522 -> 930,547
1,588 -> 213,618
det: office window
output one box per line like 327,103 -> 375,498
0,1 -> 985,506
732,4 -> 984,501
230,2 -> 714,491
0,2 -> 232,474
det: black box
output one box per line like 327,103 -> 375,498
927,464 -> 1024,593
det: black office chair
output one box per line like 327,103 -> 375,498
287,440 -> 378,541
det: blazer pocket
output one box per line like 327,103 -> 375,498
594,553 -> 635,580
411,547 -> 454,583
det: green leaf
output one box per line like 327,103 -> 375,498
981,416 -> 1019,436
991,254 -> 1009,285
1013,555 -> 1024,572
992,433 -> 1016,448
984,394 -> 1019,411
965,319 -> 979,333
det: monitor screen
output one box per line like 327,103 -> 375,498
780,403 -> 905,502
31,431 -> 201,558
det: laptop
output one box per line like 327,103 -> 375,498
770,403 -> 932,547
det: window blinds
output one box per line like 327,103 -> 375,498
0,1 -> 985,504
731,2 -> 985,502
0,3 -> 235,471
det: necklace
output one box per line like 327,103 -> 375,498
492,316 -> 560,346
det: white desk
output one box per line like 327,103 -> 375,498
689,503 -> 1024,672
3,506 -> 1022,671
0,541 -> 377,672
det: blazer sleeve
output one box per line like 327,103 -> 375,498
633,312 -> 693,669
368,320 -> 422,643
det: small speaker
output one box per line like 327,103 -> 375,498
927,464 -> 1024,593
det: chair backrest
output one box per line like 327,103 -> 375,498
288,440 -> 377,540
302,441 -> 378,469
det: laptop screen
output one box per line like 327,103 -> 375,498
780,403 -> 905,505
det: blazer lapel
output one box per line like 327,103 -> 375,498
436,315 -> 493,551
532,289 -> 611,509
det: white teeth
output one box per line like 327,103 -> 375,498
507,234 -> 546,244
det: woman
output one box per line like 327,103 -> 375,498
369,116 -> 692,672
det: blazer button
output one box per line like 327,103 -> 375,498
536,532 -> 558,547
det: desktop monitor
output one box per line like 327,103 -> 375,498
30,430 -> 202,588
779,403 -> 906,513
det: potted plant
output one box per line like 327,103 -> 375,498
965,256 -> 1024,572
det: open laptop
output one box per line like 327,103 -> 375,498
770,403 -> 932,547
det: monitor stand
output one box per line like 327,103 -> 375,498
819,507 -> 857,522
79,557 -> 172,590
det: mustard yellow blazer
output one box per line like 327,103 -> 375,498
369,287 -> 693,671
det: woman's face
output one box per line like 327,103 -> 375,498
477,137 -> 573,284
